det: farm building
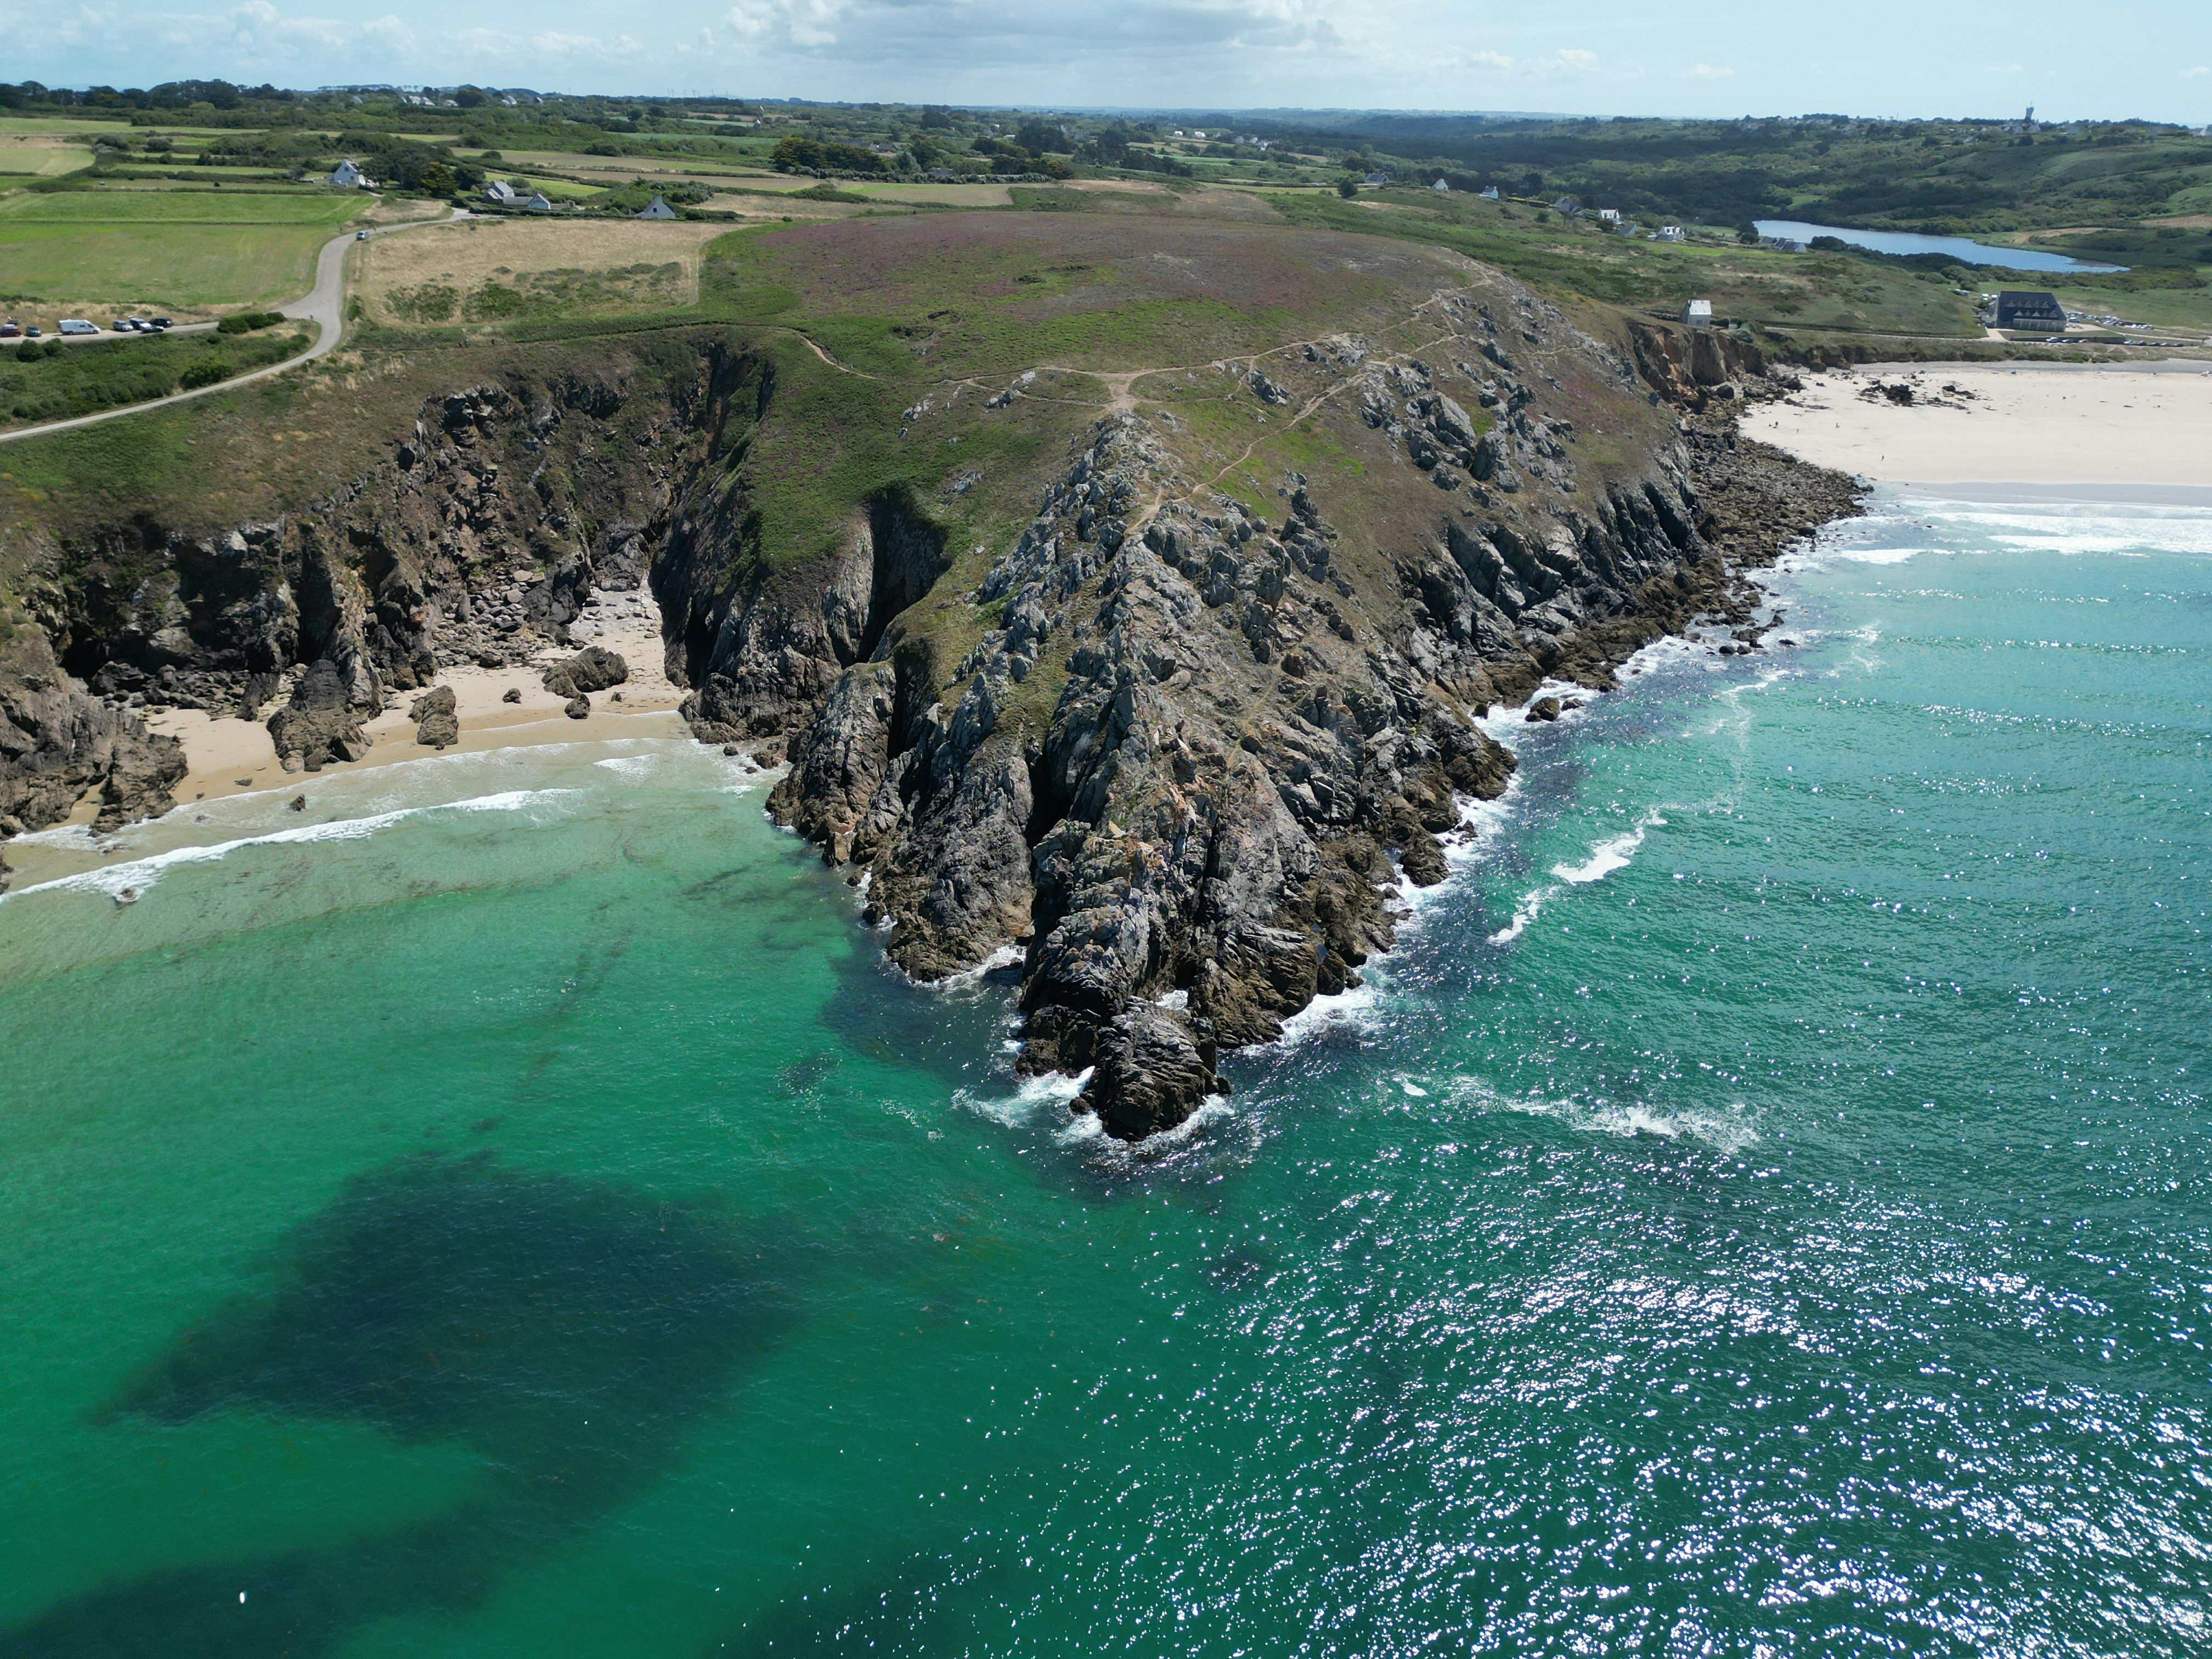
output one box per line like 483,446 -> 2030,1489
636,195 -> 678,221
482,180 -> 518,205
526,193 -> 555,212
1682,298 -> 1713,329
1984,290 -> 2067,331
1431,178 -> 1450,192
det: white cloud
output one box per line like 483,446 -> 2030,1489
2182,64 -> 2210,78
1684,62 -> 1734,80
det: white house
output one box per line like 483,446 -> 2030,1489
636,194 -> 677,221
1480,185 -> 1500,200
1431,177 -> 1450,193
1596,207 -> 1620,222
1656,224 -> 1685,242
330,159 -> 365,187
526,192 -> 554,212
1683,298 -> 1713,329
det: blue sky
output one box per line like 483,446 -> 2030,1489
7,0 -> 2210,122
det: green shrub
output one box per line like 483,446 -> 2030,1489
216,311 -> 286,335
178,359 -> 233,388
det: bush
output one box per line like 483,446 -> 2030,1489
216,311 -> 286,334
1337,177 -> 1358,199
179,359 -> 233,389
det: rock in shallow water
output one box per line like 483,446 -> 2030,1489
1074,1006 -> 1222,1141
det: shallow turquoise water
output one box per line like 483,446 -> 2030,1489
2,489 -> 2207,1657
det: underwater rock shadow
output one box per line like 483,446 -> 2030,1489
8,1154 -> 808,1659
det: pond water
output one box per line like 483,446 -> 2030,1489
1754,219 -> 2126,273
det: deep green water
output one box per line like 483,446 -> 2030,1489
2,488 -> 2208,1657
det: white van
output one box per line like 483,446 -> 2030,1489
58,318 -> 99,336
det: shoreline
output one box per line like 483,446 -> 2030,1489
1741,358 -> 2212,492
133,588 -> 691,815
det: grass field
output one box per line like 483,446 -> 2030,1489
0,327 -> 305,430
699,211 -> 1458,379
357,218 -> 730,326
0,186 -> 365,313
1267,188 -> 1982,338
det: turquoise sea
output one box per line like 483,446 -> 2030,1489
2,488 -> 2207,1657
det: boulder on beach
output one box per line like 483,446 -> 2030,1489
408,685 -> 459,749
543,647 -> 628,700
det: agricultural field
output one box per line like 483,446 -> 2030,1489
356,217 -> 730,326
0,185 -> 367,315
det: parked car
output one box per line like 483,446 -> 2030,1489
24,326 -> 43,338
356,229 -> 370,240
0,319 -> 19,338
58,319 -> 98,336
110,319 -> 138,332
146,317 -> 172,330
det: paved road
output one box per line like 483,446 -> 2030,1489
0,208 -> 467,448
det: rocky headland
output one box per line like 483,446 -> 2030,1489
0,253 -> 1857,1125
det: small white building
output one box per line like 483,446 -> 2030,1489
636,194 -> 677,221
1480,185 -> 1500,200
526,192 -> 554,212
1656,224 -> 1685,242
1596,207 -> 1620,223
1683,298 -> 1713,329
1431,177 -> 1450,193
330,159 -> 365,187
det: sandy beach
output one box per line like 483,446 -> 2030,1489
138,581 -> 696,812
1741,359 -> 2212,494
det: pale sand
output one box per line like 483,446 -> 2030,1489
142,583 -> 695,812
1741,359 -> 2212,489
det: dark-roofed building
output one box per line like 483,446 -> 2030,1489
1986,290 -> 2067,332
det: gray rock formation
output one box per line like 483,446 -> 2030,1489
0,627 -> 184,832
541,646 -> 627,699
409,685 -> 459,749
267,659 -> 371,772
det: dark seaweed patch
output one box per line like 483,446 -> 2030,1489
9,1156 -> 800,1657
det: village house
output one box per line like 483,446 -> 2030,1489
526,192 -> 555,212
1984,290 -> 2067,331
482,180 -> 518,205
636,194 -> 677,221
1551,195 -> 1581,216
1656,224 -> 1685,242
330,159 -> 366,187
1431,177 -> 1450,193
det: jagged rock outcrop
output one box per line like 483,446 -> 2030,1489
409,685 -> 459,749
267,659 -> 372,772
542,646 -> 628,699
0,625 -> 184,835
736,286 -> 1858,1139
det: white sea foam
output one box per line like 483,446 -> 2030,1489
1553,812 -> 1664,885
1,788 -> 579,904
1447,1075 -> 1758,1154
930,943 -> 1027,992
957,1065 -> 1090,1128
1269,978 -> 1385,1047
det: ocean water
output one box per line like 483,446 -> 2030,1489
1,488 -> 2207,1657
